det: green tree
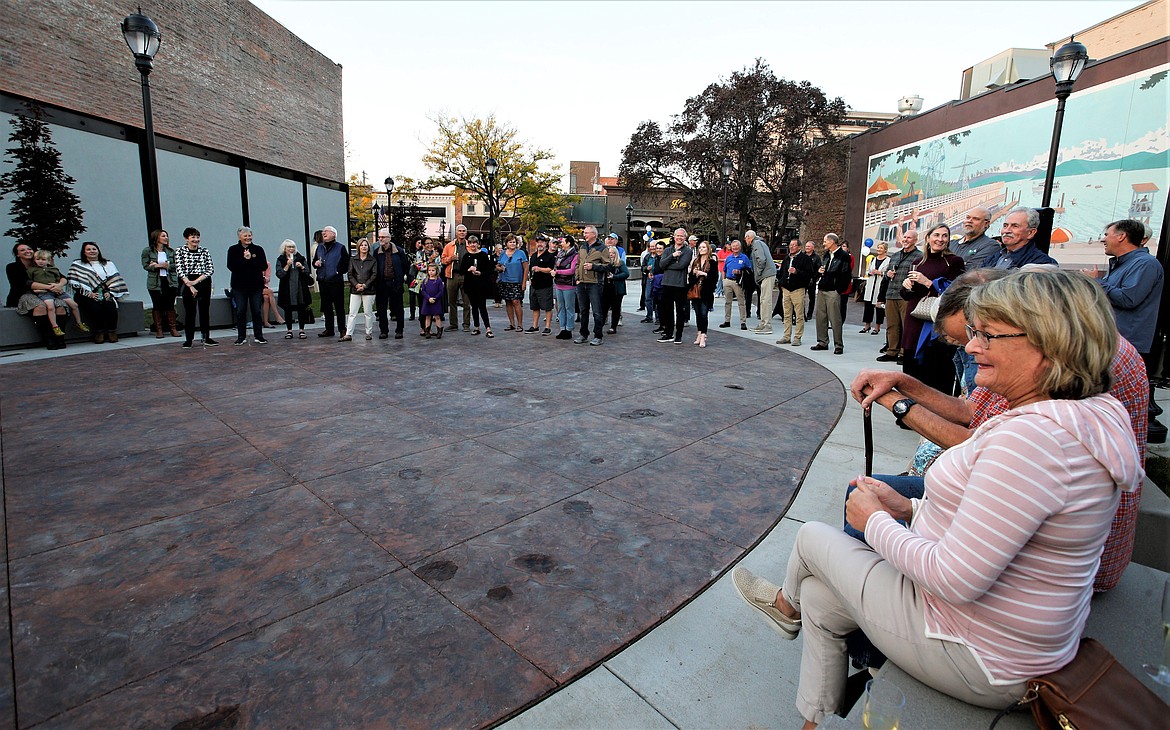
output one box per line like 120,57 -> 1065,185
421,114 -> 576,239
619,59 -> 846,242
0,103 -> 85,257
347,173 -> 375,242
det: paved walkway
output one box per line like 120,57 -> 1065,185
1,294 -> 841,728
4,289 -> 1165,729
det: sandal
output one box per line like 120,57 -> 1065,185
284,332 -> 293,339
472,328 -> 481,336
298,331 -> 307,339
486,330 -> 495,338
505,325 -> 515,331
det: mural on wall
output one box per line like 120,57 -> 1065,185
863,64 -> 1168,264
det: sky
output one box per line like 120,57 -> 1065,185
250,0 -> 1137,191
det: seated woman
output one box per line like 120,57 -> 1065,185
67,242 -> 129,343
7,243 -> 69,349
732,268 -> 1143,728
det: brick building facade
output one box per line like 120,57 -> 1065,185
0,0 -> 344,181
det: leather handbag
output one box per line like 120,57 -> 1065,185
989,637 -> 1167,730
910,294 -> 939,321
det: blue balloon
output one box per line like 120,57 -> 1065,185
864,238 -> 874,246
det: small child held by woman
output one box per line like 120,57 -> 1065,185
28,250 -> 87,334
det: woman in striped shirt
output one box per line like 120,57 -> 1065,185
733,268 -> 1143,728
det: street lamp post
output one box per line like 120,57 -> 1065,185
372,202 -> 383,242
440,219 -> 446,243
625,202 -> 634,251
1038,39 -> 1089,254
720,157 -> 733,245
121,10 -> 163,234
384,177 -> 395,241
485,157 -> 499,248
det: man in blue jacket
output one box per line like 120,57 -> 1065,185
312,225 -> 350,338
982,208 -> 1057,269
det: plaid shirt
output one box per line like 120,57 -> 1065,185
174,245 -> 214,282
967,336 -> 1147,592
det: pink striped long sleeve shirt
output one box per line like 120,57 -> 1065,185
866,393 -> 1143,685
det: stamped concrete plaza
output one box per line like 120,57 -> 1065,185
0,309 -> 843,728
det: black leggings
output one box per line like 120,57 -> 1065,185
282,305 -> 310,330
147,280 -> 176,313
862,301 -> 885,326
467,292 -> 492,329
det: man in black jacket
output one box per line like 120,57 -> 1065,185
374,228 -> 411,339
226,226 -> 269,345
312,226 -> 350,338
811,233 -> 850,354
776,239 -> 816,346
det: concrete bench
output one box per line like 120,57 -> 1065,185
1135,479 -> 1170,572
824,561 -> 1170,728
174,296 -> 236,330
0,300 -> 145,349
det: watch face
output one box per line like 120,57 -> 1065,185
894,399 -> 914,417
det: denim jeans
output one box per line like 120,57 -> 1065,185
233,287 -> 263,339
842,474 -> 924,542
577,282 -> 604,339
555,287 -> 576,331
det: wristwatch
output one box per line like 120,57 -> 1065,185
892,398 -> 916,428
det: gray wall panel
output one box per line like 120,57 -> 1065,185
245,170 -> 304,253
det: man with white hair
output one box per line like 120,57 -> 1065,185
226,226 -> 269,345
312,225 -> 349,338
983,207 -> 1057,269
747,230 -> 777,334
374,228 -> 411,339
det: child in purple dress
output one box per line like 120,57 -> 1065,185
419,264 -> 446,339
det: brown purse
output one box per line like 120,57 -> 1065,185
989,638 -> 1167,730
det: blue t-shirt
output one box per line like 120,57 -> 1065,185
498,249 -> 528,283
723,252 -> 751,280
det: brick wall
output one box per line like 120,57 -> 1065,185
0,0 -> 344,181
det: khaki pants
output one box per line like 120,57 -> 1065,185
723,280 -> 747,325
780,287 -> 806,341
814,287 -> 843,348
754,275 -> 776,332
783,523 -> 1026,725
447,274 -> 470,328
885,298 -> 907,356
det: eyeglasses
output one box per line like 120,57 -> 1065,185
964,324 -> 1027,348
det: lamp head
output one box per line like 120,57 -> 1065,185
721,157 -> 734,178
1051,39 -> 1089,88
121,10 -> 161,72
485,158 -> 499,177
384,177 -> 394,192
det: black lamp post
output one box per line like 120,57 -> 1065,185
1041,39 -> 1089,209
720,157 -> 733,245
1037,39 -> 1089,254
122,9 -> 163,234
440,219 -> 446,243
384,177 -> 394,241
485,157 -> 499,247
372,202 -> 383,242
625,202 -> 634,251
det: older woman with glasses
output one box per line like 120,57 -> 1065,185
732,268 -> 1143,728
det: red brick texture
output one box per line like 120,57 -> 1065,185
0,0 -> 344,181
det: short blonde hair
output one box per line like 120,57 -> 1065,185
967,269 -> 1116,399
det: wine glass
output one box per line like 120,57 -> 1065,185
1142,579 -> 1170,686
862,678 -> 905,730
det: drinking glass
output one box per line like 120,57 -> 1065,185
1142,579 -> 1170,686
862,677 -> 905,730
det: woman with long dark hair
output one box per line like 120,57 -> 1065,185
142,229 -> 179,337
900,224 -> 965,391
68,242 -> 129,343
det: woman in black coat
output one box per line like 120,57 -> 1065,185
274,239 -> 314,339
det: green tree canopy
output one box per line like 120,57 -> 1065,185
421,114 -> 576,238
619,59 -> 846,242
0,103 -> 85,257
